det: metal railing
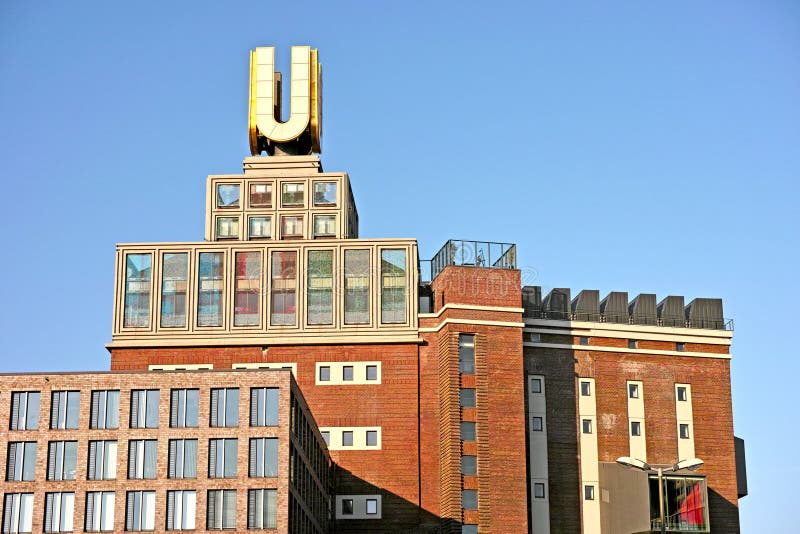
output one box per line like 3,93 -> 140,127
420,240 -> 517,282
524,309 -> 733,331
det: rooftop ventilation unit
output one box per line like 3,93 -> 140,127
522,286 -> 542,317
657,296 -> 685,327
600,292 -> 629,324
572,290 -> 600,321
629,294 -> 657,326
685,298 -> 724,330
542,288 -> 571,320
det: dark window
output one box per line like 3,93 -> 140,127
460,389 -> 476,408
533,482 -> 545,499
50,391 -> 80,430
584,485 -> 595,500
631,421 -> 642,436
579,336 -> 589,346
459,334 -> 475,374
677,386 -> 688,402
628,339 -> 638,349
582,419 -> 592,434
341,499 -> 353,516
647,476 -> 708,531
461,456 -> 477,476
580,381 -> 591,396
462,490 -> 478,510
676,342 -> 686,352
250,387 -> 279,427
207,490 -> 236,530
530,378 -> 542,394
342,431 -> 353,447
679,424 -> 691,439
532,416 -> 543,432
460,422 -> 476,441
247,489 -> 277,529
629,383 -> 639,399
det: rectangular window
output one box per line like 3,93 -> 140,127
461,455 -> 477,476
208,438 -> 238,478
249,183 -> 272,208
160,252 -> 188,328
168,439 -> 198,479
342,431 -> 353,447
48,441 -> 79,481
313,215 -> 336,238
281,183 -> 304,207
584,485 -> 595,500
84,491 -> 115,532
628,339 -> 638,349
128,440 -> 157,480
50,391 -> 80,430
280,215 -> 304,239
648,476 -> 709,531
631,421 -> 642,437
365,498 -> 378,515
250,388 -> 279,427
527,332 -> 541,343
270,251 -> 297,325
462,490 -> 478,510
248,438 -> 278,478
125,491 -> 156,532
43,492 -> 74,533
321,431 -> 330,446
341,499 -> 353,516
10,392 -> 40,431
217,184 -> 240,208
344,249 -> 370,325
461,422 -> 476,442
381,249 -> 407,323
342,366 -> 354,381
680,424 -> 691,439
307,250 -> 333,325
166,490 -> 196,531
206,490 -> 236,530
197,252 -> 224,327
533,483 -> 545,499
580,381 -> 591,396
366,430 -> 378,446
366,365 -> 378,381
234,251 -> 261,326
2,493 -> 33,533
582,419 -> 592,434
124,253 -> 152,328
532,416 -> 543,432
462,526 -> 478,534
130,389 -> 159,429
90,390 -> 119,430
319,366 -> 330,382
530,378 -> 542,394
313,182 -> 337,205
676,342 -> 686,352
460,389 -> 476,408
459,334 -> 475,375
248,216 -> 271,239
579,336 -> 589,345
210,388 -> 239,427
629,383 -> 639,399
247,489 -> 277,529
170,389 -> 199,428
677,386 -> 688,402
216,216 -> 239,239
6,442 -> 36,482
87,440 -> 116,480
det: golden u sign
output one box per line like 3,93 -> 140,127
249,46 -> 322,156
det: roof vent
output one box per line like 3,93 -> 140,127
542,288 -> 571,320
522,286 -> 542,317
572,290 -> 600,321
629,294 -> 657,326
658,296 -> 685,327
685,298 -> 724,330
600,292 -> 629,323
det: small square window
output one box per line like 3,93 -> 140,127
584,485 -> 595,500
631,421 -> 641,436
628,339 -> 637,349
677,386 -> 688,402
249,183 -> 272,208
460,389 -> 476,408
313,215 -> 336,238
461,455 -> 477,476
341,499 -> 353,515
281,183 -> 304,207
217,184 -> 240,208
532,416 -> 543,431
462,526 -> 478,534
321,431 -> 330,446
365,498 -> 378,515
628,383 -> 639,399
342,366 -> 354,381
461,489 -> 477,510
460,422 -> 476,442
582,419 -> 592,434
580,381 -> 591,397
248,216 -> 271,239
319,366 -> 330,382
533,482 -> 545,499
216,217 -> 239,239
676,342 -> 685,352
527,332 -> 541,343
679,424 -> 690,439
281,215 -> 303,239
579,336 -> 589,346
342,431 -> 353,446
366,430 -> 377,447
366,365 -> 378,381
314,182 -> 337,206
530,378 -> 542,394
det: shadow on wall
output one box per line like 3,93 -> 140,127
332,466 -> 455,533
707,488 -> 740,534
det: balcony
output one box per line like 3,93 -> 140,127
419,239 -> 517,283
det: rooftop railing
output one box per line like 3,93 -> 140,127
524,309 -> 733,331
419,239 -> 517,283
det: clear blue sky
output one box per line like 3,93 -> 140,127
1,1 -> 797,530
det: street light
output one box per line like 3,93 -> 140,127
615,456 -> 704,534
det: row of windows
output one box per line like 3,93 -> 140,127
9,388 -> 279,431
123,248 -> 408,329
458,334 -> 478,534
216,213 -> 337,240
2,489 -> 277,533
6,438 -> 279,482
576,336 -> 686,352
216,181 -> 337,210
575,380 -> 689,402
317,364 -> 378,382
319,429 -> 379,448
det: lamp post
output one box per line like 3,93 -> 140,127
616,456 -> 704,534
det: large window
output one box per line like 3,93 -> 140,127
124,253 -> 152,328
344,249 -> 370,324
208,438 -> 238,478
130,389 -> 160,429
197,252 -> 224,327
249,183 -> 272,208
166,490 -> 196,531
234,252 -> 261,326
50,391 -> 80,430
128,440 -> 157,479
281,183 -> 304,206
43,492 -> 74,533
248,438 -> 278,477
313,182 -> 337,205
125,491 -> 156,532
84,491 -> 115,532
90,390 -> 119,429
649,476 -> 709,532
307,250 -> 333,325
270,251 -> 297,325
87,440 -> 116,480
2,493 -> 33,533
48,441 -> 78,481
6,442 -> 36,481
380,249 -> 407,323
170,389 -> 199,428
207,490 -> 236,530
168,439 -> 198,479
250,388 -> 279,427
247,489 -> 277,529
210,388 -> 239,427
10,392 -> 39,431
160,253 -> 188,328
459,334 -> 475,375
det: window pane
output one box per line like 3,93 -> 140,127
381,249 -> 407,323
281,183 -> 304,206
460,422 -> 476,441
248,216 -> 271,239
459,335 -> 475,374
225,389 -> 239,427
307,250 -> 333,325
249,183 -> 272,208
313,215 -> 336,237
462,490 -> 478,510
198,252 -> 224,327
216,184 -> 240,208
461,455 -> 477,475
344,250 -> 370,324
216,217 -> 239,239
313,182 -> 337,205
161,253 -> 188,327
222,490 -> 236,529
460,388 -> 475,408
280,215 -> 303,239
224,440 -> 238,477
124,253 -> 151,328
66,391 -> 80,429
271,251 -> 297,325
146,390 -> 159,428
234,252 -> 261,326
